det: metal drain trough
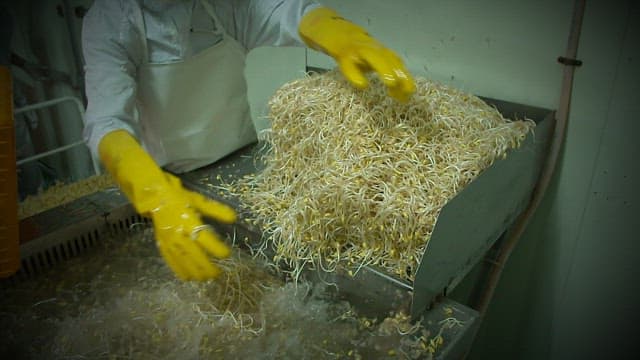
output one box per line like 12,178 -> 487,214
1,96 -> 551,358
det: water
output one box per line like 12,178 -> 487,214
0,229 -> 436,359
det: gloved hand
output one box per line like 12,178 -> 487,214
299,7 -> 416,102
98,130 -> 236,281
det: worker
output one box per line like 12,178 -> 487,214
82,0 -> 415,281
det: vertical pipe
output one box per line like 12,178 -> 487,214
0,66 -> 20,278
465,0 -> 586,356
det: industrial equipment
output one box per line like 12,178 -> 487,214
1,96 -> 553,358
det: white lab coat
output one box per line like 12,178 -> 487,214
82,0 -> 319,164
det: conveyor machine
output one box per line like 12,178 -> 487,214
4,98 -> 554,358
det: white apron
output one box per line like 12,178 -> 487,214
136,0 -> 257,173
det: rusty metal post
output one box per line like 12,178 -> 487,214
0,66 -> 20,277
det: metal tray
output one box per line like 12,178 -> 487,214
180,97 -> 554,319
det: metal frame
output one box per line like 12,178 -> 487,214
178,97 -> 556,321
411,99 -> 555,317
14,96 -> 101,175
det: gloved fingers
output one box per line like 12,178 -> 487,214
154,216 -> 222,281
157,241 -> 192,280
338,56 -> 369,90
169,208 -> 229,270
359,47 -> 398,87
148,173 -> 230,281
163,234 -> 221,281
176,218 -> 226,279
189,192 -> 237,224
162,171 -> 236,223
387,79 -> 414,103
193,227 -> 231,259
388,65 -> 416,103
359,47 -> 416,102
176,206 -> 231,259
174,231 -> 222,280
163,172 -> 183,188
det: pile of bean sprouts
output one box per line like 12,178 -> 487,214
230,70 -> 535,281
18,174 -> 115,219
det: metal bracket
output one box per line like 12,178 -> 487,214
14,96 -> 101,175
557,56 -> 583,67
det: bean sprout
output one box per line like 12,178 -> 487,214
226,70 -> 534,282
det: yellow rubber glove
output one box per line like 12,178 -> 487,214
98,130 -> 236,281
299,7 -> 416,102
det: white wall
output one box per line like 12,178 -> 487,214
501,1 -> 638,358
307,0 -> 572,109
245,47 -> 306,137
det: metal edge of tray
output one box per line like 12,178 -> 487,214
6,189 -> 145,283
180,97 -> 554,320
180,149 -> 480,358
4,144 -> 482,359
411,99 -> 555,318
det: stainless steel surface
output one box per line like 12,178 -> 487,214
3,97 -> 548,357
180,147 -> 417,318
180,98 -> 555,321
411,99 -> 554,317
6,175 -> 479,358
9,188 -> 144,282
